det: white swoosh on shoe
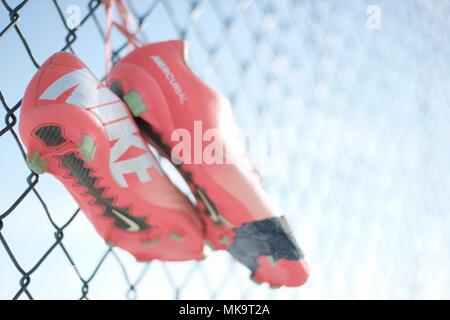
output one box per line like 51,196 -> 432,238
111,208 -> 141,232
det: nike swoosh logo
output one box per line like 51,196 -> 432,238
111,208 -> 141,232
197,188 -> 220,223
197,188 -> 233,227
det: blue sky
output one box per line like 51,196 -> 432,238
1,0 -> 450,299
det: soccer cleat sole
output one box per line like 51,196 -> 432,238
120,96 -> 308,287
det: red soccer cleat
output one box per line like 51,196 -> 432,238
19,52 -> 205,262
107,40 -> 309,287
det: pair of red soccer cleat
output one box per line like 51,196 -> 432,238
19,40 -> 308,287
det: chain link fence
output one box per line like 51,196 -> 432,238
1,0 -> 450,299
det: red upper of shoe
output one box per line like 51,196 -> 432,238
108,41 -> 283,226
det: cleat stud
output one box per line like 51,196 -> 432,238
123,91 -> 147,117
169,233 -> 183,241
141,238 -> 160,247
250,276 -> 262,285
267,255 -> 277,266
270,285 -> 282,289
219,235 -> 229,245
27,151 -> 48,174
205,240 -> 217,250
200,251 -> 207,260
105,240 -> 115,247
78,135 -> 96,163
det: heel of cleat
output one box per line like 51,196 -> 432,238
123,91 -> 147,117
26,151 -> 48,174
227,217 -> 309,287
78,135 -> 96,163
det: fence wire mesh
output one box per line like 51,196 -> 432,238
1,0 -> 450,300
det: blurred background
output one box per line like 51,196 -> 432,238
1,0 -> 450,299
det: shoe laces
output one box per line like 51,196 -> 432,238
101,0 -> 141,75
